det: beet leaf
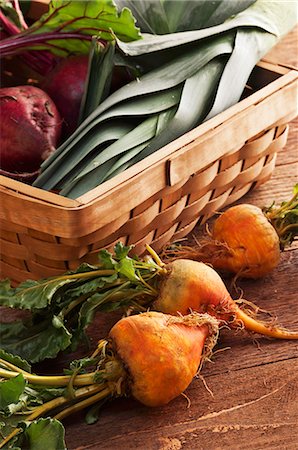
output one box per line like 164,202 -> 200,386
0,0 -> 141,58
0,243 -> 161,363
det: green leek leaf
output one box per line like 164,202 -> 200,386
115,0 -> 256,34
79,39 -> 116,124
133,56 -> 227,163
48,122 -> 135,190
62,141 -> 151,198
206,29 -> 275,120
37,33 -> 233,176
36,87 -> 182,190
64,114 -> 166,185
35,35 -> 233,192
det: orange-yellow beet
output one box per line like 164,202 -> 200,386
154,259 -> 233,317
153,259 -> 298,340
211,204 -> 280,278
109,311 -> 216,407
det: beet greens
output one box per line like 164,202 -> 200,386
0,0 -> 141,63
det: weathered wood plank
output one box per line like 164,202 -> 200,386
265,25 -> 298,68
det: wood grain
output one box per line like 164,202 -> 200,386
64,358 -> 298,450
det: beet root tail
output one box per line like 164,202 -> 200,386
235,308 -> 298,340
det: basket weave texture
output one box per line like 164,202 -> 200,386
1,60 -> 297,285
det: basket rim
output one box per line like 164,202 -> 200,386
0,59 -> 298,209
0,59 -> 297,213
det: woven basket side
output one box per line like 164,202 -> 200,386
0,122 -> 288,285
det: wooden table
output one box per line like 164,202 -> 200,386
2,27 -> 297,450
61,27 -> 298,450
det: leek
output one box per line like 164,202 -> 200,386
34,0 -> 297,198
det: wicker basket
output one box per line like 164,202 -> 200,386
1,60 -> 297,285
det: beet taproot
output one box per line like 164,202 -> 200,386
109,311 -> 219,407
0,85 -> 61,181
152,258 -> 298,340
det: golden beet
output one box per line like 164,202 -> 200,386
162,188 -> 298,279
0,311 -> 219,449
154,259 -> 232,316
153,259 -> 298,340
109,311 -> 218,407
211,204 -> 280,278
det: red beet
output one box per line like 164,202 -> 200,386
41,55 -> 89,137
0,85 -> 61,180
